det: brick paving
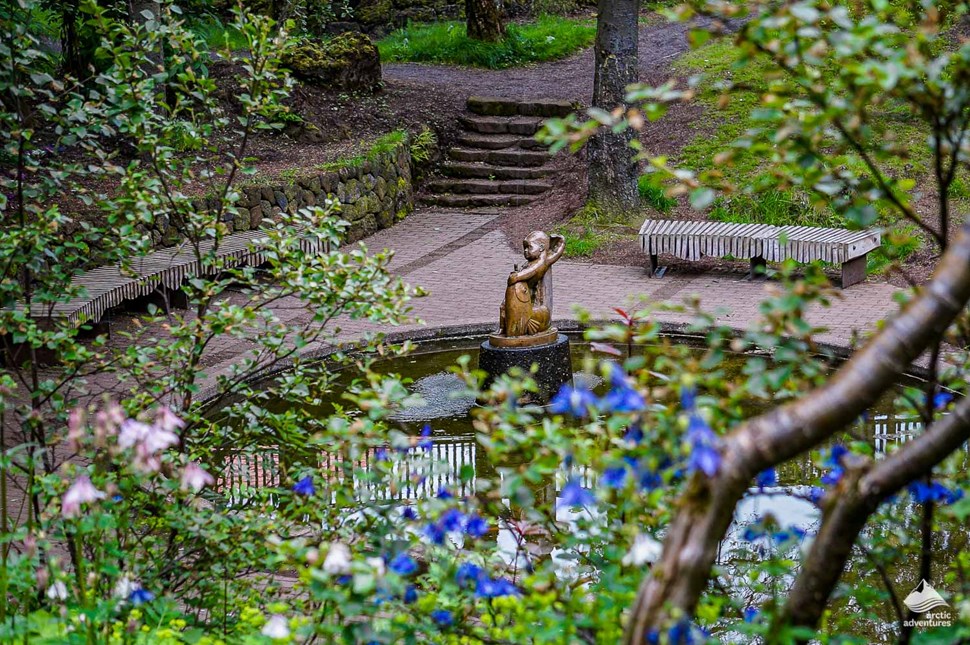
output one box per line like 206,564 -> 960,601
191,208 -> 901,385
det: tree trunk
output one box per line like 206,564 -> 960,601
588,0 -> 640,214
623,220 -> 970,643
466,0 -> 505,42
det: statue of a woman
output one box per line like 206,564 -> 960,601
498,231 -> 565,341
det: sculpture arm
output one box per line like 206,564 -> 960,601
548,234 -> 565,263
508,260 -> 543,285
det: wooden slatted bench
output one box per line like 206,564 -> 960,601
27,229 -> 330,329
638,219 -> 880,288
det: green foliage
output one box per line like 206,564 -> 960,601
187,15 -> 250,50
410,126 -> 438,164
378,15 -> 596,69
557,201 -> 645,258
313,129 -> 409,173
638,175 -> 676,213
710,191 -> 842,228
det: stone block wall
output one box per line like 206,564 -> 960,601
155,135 -> 415,248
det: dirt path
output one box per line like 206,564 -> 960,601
383,19 -> 712,104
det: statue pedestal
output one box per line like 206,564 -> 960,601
478,334 -> 571,404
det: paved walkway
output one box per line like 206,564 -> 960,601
187,207 -> 900,388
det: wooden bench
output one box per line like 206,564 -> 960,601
638,220 -> 881,288
27,229 -> 330,329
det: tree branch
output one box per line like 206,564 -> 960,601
624,220 -> 970,643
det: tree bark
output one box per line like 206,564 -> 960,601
623,219 -> 970,643
778,395 -> 970,634
466,0 -> 505,42
588,0 -> 640,214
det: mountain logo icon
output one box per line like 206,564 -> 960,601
903,580 -> 949,613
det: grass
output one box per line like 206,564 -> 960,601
188,17 -> 250,51
557,201 -> 647,258
377,16 -> 596,69
710,191 -> 843,228
638,176 -> 676,213
314,130 -> 408,173
670,39 -> 936,271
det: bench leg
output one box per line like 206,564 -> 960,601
749,256 -> 767,280
649,253 -> 659,278
841,255 -> 867,288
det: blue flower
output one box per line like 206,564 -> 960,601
419,425 -> 433,451
423,522 -> 446,545
742,525 -> 764,542
624,424 -> 644,445
602,385 -> 646,413
464,514 -> 489,538
933,391 -> 954,410
128,587 -> 154,605
685,415 -> 721,477
807,486 -> 825,504
292,476 -> 315,496
638,466 -> 662,491
823,445 -> 847,469
821,467 -> 844,486
336,574 -> 351,585
389,553 -> 417,576
375,448 -> 389,462
602,465 -> 628,489
743,607 -> 759,623
559,478 -> 595,508
908,480 -> 963,505
549,384 -> 597,417
456,562 -> 482,588
688,443 -> 721,478
755,468 -> 777,488
402,506 -> 418,520
475,576 -> 519,598
431,609 -> 453,627
680,385 -> 697,411
437,487 -> 453,499
404,585 -> 418,604
439,508 -> 465,532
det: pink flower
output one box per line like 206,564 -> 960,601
118,416 -> 179,472
62,476 -> 105,518
180,462 -> 214,492
67,408 -> 85,449
118,419 -> 153,450
155,407 -> 185,433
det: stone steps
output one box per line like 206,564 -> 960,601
467,96 -> 574,118
421,193 -> 537,208
457,133 -> 540,151
427,178 -> 552,195
447,147 -> 549,167
459,115 -> 544,136
441,162 -> 551,180
423,97 -> 563,209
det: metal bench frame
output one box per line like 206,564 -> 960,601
638,220 -> 881,288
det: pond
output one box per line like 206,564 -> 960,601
213,332 -> 964,641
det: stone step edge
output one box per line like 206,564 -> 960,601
466,96 -> 575,119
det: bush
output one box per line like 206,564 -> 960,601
282,32 -> 382,91
377,15 -> 596,69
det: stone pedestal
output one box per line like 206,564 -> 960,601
478,334 -> 571,404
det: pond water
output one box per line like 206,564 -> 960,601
215,334 -> 966,640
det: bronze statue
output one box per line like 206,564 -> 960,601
491,231 -> 565,348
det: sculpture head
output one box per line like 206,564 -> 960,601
523,231 -> 550,261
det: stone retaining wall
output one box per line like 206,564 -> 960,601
157,135 -> 415,247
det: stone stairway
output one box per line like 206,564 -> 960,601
422,96 -> 574,208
